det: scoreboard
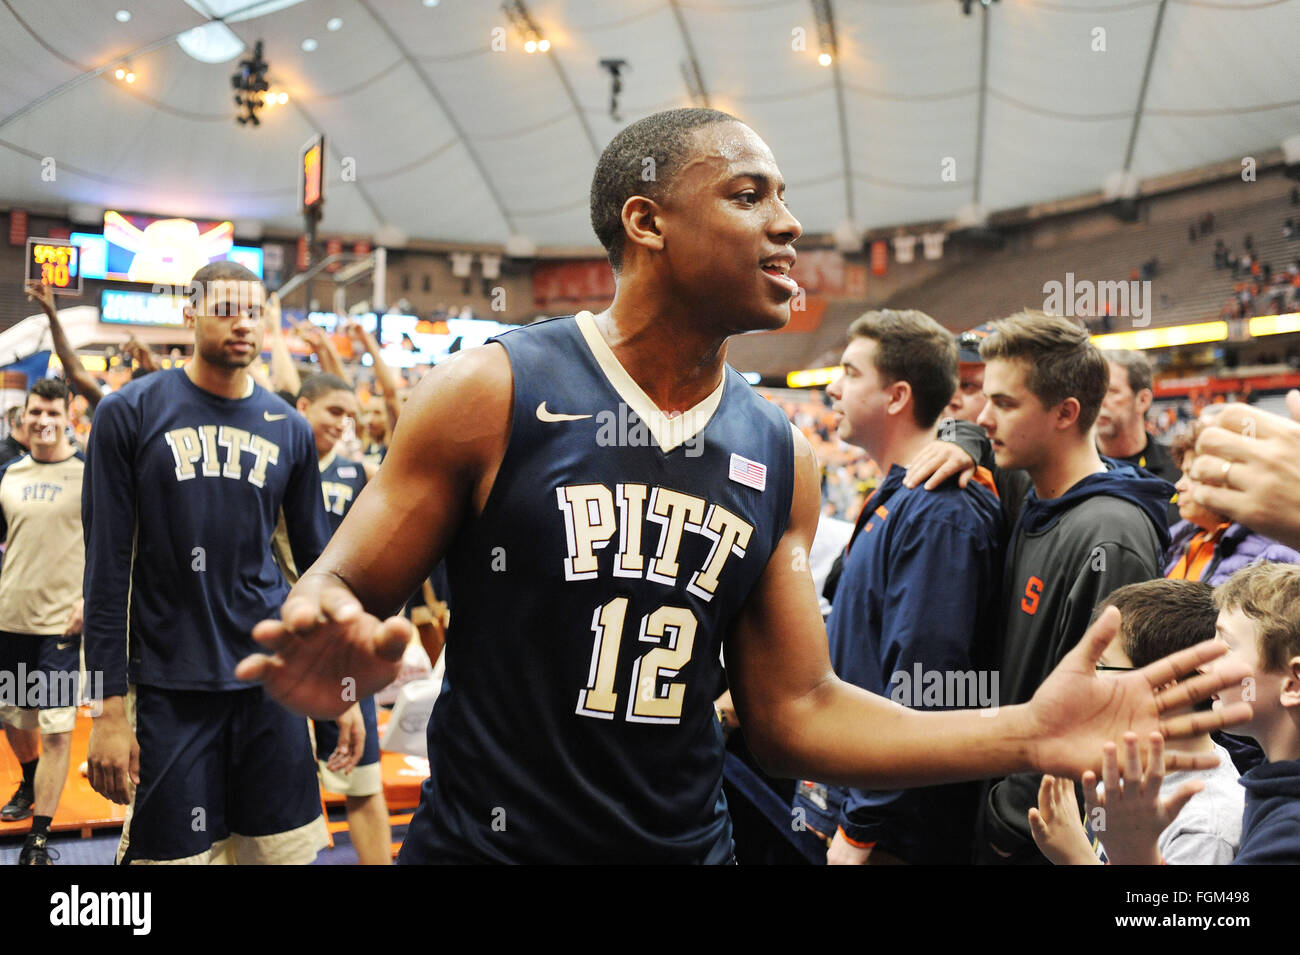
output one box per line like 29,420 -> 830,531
25,237 -> 82,294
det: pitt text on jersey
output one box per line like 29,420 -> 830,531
163,426 -> 281,487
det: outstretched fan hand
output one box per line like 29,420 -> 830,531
237,586 -> 412,720
1027,607 -> 1252,778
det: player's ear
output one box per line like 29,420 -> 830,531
296,397 -> 310,414
622,196 -> 665,256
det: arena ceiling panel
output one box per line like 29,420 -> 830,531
0,0 -> 1297,250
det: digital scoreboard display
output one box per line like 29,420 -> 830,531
301,134 -> 324,213
26,238 -> 82,294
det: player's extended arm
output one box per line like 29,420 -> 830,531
25,280 -> 102,410
238,343 -> 513,719
725,429 -> 1254,790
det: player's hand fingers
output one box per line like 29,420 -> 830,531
250,619 -> 294,653
1160,700 -> 1252,743
281,595 -> 327,634
1140,732 -> 1165,795
317,587 -> 363,627
234,651 -> 278,683
1140,638 -> 1231,694
375,616 -> 413,661
1151,655 -> 1248,712
129,739 -> 141,788
1065,606 -> 1121,673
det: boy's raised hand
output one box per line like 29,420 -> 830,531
1028,774 -> 1100,865
1084,732 -> 1205,866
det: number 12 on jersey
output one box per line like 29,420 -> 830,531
576,598 -> 697,724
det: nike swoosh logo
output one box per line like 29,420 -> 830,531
264,412 -> 288,422
536,402 -> 592,423
56,641 -> 74,651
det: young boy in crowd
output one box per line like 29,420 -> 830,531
1027,578 -> 1243,865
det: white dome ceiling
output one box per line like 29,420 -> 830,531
1,0 -> 1298,249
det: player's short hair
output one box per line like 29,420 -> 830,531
188,261 -> 264,314
297,373 -> 353,405
1101,349 -> 1154,398
1214,562 -> 1300,673
1093,579 -> 1217,669
25,377 -> 69,410
979,310 -> 1108,432
846,309 -> 958,429
590,107 -> 740,272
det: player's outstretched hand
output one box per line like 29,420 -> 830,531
1026,607 -> 1252,779
1190,394 -> 1300,552
902,438 -> 976,490
238,576 -> 411,720
1028,774 -> 1099,865
1083,733 -> 1204,866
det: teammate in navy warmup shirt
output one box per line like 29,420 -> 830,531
239,109 -> 1251,864
294,373 -> 392,865
82,262 -> 338,864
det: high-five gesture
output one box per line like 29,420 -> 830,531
1025,607 -> 1251,778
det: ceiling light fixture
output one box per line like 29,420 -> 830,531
811,0 -> 837,69
502,1 -> 549,54
115,9 -> 131,22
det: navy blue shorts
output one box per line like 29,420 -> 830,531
120,684 -> 324,864
0,631 -> 82,733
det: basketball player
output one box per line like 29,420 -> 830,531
0,379 -> 85,864
239,110 -> 1251,863
82,261 -> 334,864
295,373 -> 391,865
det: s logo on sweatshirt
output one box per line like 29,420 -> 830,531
1020,576 -> 1044,616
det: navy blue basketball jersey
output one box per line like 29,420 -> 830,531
318,451 -> 367,535
83,369 -> 331,695
399,313 -> 795,864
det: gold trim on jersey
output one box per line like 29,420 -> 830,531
574,311 -> 724,453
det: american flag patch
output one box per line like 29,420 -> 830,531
728,453 -> 767,492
